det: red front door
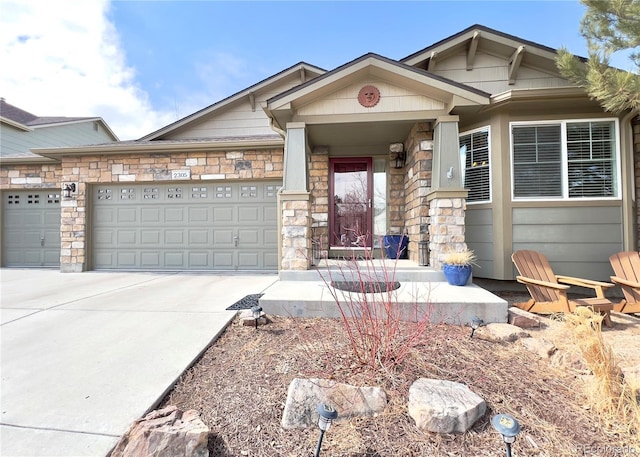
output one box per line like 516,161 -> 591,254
329,158 -> 373,247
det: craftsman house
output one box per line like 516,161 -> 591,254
1,25 -> 639,280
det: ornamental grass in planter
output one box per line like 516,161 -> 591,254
442,248 -> 477,286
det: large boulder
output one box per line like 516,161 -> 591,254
408,378 -> 486,434
474,323 -> 530,342
281,378 -> 387,428
110,405 -> 209,457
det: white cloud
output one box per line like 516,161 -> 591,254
0,0 -> 173,140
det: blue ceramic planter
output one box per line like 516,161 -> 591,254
383,235 -> 408,259
443,264 -> 472,286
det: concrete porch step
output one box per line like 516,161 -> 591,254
259,280 -> 508,326
280,259 -> 445,283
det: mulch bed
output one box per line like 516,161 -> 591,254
161,300 -> 638,456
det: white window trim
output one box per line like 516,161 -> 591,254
510,118 -> 621,201
459,126 -> 492,204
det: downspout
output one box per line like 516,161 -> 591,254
263,105 -> 287,273
621,108 -> 639,251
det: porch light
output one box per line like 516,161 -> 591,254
393,151 -> 406,169
250,305 -> 262,330
63,183 -> 76,199
491,413 -> 521,457
390,143 -> 405,169
314,403 -> 338,457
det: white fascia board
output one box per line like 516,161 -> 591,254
491,86 -> 586,104
31,137 -> 284,159
0,116 -> 32,131
0,155 -> 58,164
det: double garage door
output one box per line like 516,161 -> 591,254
2,190 -> 61,267
92,181 -> 280,271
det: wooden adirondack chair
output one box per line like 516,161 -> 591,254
511,250 -> 615,326
609,251 -> 640,314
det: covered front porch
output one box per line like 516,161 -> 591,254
264,54 -> 490,275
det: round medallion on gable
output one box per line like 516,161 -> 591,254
357,85 -> 380,108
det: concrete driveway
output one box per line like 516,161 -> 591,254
0,269 -> 278,457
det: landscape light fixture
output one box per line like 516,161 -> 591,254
63,183 -> 76,199
250,305 -> 262,330
470,316 -> 484,338
314,403 -> 338,457
491,413 -> 521,457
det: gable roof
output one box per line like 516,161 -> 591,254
0,98 -> 119,139
401,24 -> 586,74
269,52 -> 490,106
265,52 -> 491,130
139,62 -> 326,141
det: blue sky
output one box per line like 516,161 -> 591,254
0,1 -> 634,140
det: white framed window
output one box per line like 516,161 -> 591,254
511,119 -> 620,200
459,127 -> 490,203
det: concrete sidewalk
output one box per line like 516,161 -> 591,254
0,269 -> 278,457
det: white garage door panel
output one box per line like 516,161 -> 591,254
2,190 -> 61,267
91,181 -> 280,270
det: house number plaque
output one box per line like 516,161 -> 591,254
171,170 -> 191,180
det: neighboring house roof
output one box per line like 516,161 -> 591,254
0,98 -> 119,162
0,99 -> 118,136
139,62 -> 326,141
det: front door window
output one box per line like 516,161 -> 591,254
329,158 -> 373,247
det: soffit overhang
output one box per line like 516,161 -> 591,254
265,54 -> 490,130
30,135 -> 284,159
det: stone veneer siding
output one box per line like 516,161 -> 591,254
309,152 -> 329,260
403,122 -> 433,264
387,160 -> 406,238
2,149 -> 283,271
1,163 -> 63,189
428,195 -> 467,269
281,197 -> 311,270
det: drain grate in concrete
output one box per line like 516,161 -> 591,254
226,293 -> 263,310
331,281 -> 400,293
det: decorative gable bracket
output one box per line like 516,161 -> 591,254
508,46 -> 525,85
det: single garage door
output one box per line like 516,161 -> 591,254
2,190 -> 61,267
91,181 -> 280,271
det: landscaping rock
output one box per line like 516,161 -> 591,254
520,337 -> 557,358
281,378 -> 387,428
408,378 -> 486,434
110,405 -> 209,457
474,323 -> 530,342
551,349 -> 588,372
508,307 -> 541,328
239,309 -> 268,327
